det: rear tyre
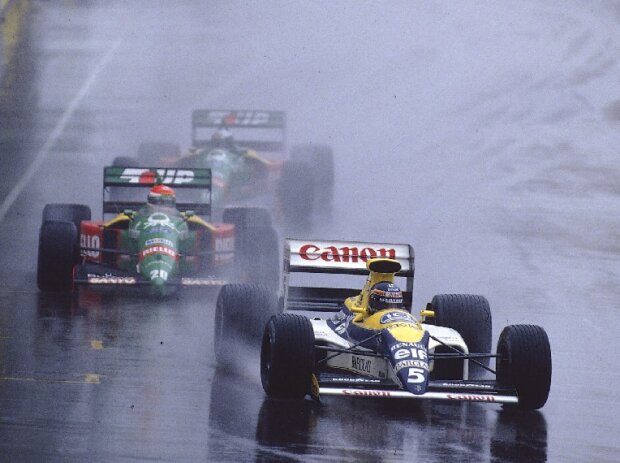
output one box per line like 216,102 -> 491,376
214,283 -> 278,366
290,143 -> 334,212
112,156 -> 140,167
261,313 -> 315,399
137,141 -> 180,165
277,160 -> 314,231
42,204 -> 91,233
223,207 -> 279,289
496,324 -> 551,410
37,221 -> 78,292
427,294 -> 492,379
223,206 -> 272,229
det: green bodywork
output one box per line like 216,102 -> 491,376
178,148 -> 260,209
101,166 -> 214,296
120,205 -> 193,295
184,109 -> 286,211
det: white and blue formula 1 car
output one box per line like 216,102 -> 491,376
253,239 -> 552,410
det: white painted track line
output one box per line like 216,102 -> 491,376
0,38 -> 122,222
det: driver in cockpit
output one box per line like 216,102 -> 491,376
367,281 -> 405,316
209,127 -> 271,165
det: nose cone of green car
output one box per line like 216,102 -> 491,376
148,272 -> 177,297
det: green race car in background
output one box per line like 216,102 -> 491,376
115,110 -> 335,229
37,166 -> 279,296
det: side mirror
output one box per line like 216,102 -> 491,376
123,209 -> 135,220
420,302 -> 435,320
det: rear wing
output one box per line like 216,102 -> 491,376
282,239 -> 415,313
191,109 -> 286,152
102,166 -> 212,217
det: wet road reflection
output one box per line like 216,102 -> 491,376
2,290 -> 219,461
490,409 -> 547,463
207,366 -> 549,462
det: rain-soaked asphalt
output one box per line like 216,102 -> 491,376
1,1 -> 620,462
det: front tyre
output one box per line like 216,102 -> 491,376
496,324 -> 551,410
261,313 -> 315,399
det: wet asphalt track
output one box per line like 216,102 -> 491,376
1,1 -> 620,461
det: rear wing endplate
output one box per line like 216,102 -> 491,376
102,166 -> 212,217
282,239 -> 415,312
191,109 -> 286,152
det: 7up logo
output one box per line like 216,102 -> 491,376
120,168 -> 195,184
206,111 -> 271,126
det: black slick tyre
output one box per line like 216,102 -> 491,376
214,284 -> 243,366
223,207 -> 279,289
277,160 -> 314,231
112,156 -> 140,167
496,324 -> 551,410
37,221 -> 78,292
214,283 -> 278,366
261,313 -> 315,399
427,294 -> 492,379
137,141 -> 180,165
223,206 -> 272,229
290,143 -> 334,208
42,204 -> 91,234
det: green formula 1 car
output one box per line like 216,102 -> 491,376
37,166 -> 279,296
117,110 -> 335,229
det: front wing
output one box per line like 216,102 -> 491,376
74,263 -> 227,287
317,373 -> 519,405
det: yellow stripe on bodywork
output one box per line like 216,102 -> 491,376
244,149 -> 273,165
103,213 -> 131,228
187,214 -> 216,231
104,212 -> 216,231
